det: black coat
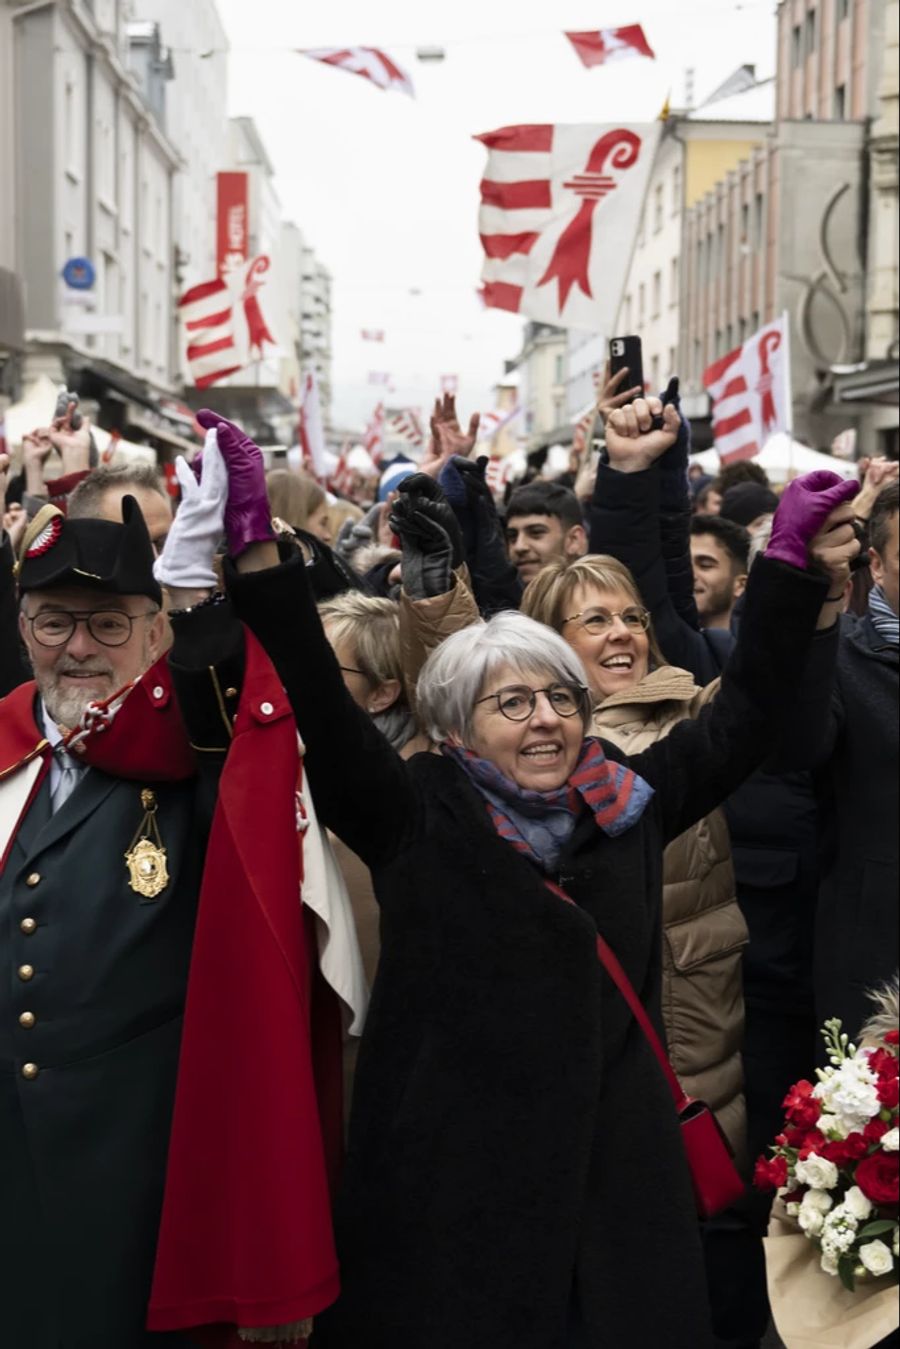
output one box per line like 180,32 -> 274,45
789,613 -> 899,1035
589,460 -> 831,1015
0,603 -> 243,1349
228,551 -> 826,1349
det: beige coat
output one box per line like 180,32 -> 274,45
595,665 -> 748,1157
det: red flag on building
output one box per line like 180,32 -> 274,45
702,315 -> 791,464
476,121 -> 660,329
298,47 -> 414,96
564,26 -> 655,68
178,278 -> 242,390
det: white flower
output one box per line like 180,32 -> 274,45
820,1249 -> 840,1276
882,1127 -> 899,1152
843,1186 -> 873,1222
801,1188 -> 834,1214
893,1227 -> 899,1257
817,1113 -> 845,1138
785,1201 -> 801,1218
795,1155 -> 839,1191
859,1240 -> 895,1277
821,1206 -> 858,1254
814,1058 -> 882,1135
798,1205 -> 826,1236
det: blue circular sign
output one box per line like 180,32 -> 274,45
62,256 -> 96,290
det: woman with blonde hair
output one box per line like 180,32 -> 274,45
266,467 -> 333,544
523,552 -> 751,1157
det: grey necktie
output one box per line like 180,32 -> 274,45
50,747 -> 86,814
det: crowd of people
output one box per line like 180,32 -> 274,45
0,370 -> 897,1349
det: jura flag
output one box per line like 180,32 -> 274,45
476,122 -> 661,330
298,370 -> 328,479
386,409 -> 424,447
565,26 -> 655,67
703,315 -> 791,464
299,47 -> 414,97
178,278 -> 242,390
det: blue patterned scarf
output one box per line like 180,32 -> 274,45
443,736 -> 653,873
869,585 -> 899,648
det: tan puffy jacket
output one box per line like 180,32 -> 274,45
595,665 -> 748,1157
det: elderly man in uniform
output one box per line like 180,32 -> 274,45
0,431 -> 343,1347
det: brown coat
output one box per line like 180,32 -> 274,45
595,666 -> 748,1157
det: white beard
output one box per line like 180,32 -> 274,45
41,681 -> 113,732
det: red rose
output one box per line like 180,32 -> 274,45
797,1129 -> 827,1160
855,1152 -> 900,1208
821,1132 -> 869,1167
878,1076 -> 900,1109
754,1154 -> 788,1192
783,1080 -> 820,1123
868,1048 -> 899,1081
884,1030 -> 899,1046
864,1118 -> 890,1144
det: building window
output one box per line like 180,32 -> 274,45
653,183 -> 664,233
637,210 -> 646,248
623,293 -> 633,332
669,256 -> 679,306
671,164 -> 681,216
833,84 -> 846,120
650,354 -> 660,390
751,310 -> 760,334
792,24 -> 802,67
638,283 -> 646,322
652,270 -> 662,318
741,202 -> 750,243
837,0 -> 849,17
668,346 -> 676,378
554,353 -> 564,384
693,338 -> 702,380
753,192 -> 764,248
804,9 -> 817,56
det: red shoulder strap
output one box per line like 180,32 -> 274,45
545,880 -> 687,1111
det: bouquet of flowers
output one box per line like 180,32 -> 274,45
755,1018 -> 899,1291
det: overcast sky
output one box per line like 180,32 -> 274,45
215,0 -> 777,430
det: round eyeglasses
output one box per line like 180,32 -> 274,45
474,683 -> 587,722
28,608 -> 159,648
562,606 -> 650,635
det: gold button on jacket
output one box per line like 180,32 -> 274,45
20,917 -> 37,935
25,872 -> 41,887
17,965 -> 35,982
19,1011 -> 36,1029
21,1063 -> 39,1080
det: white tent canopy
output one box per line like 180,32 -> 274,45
4,373 -> 156,466
691,433 -> 858,485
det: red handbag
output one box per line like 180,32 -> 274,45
546,881 -> 746,1220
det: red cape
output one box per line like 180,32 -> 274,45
148,629 -> 339,1336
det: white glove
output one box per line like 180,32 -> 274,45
153,428 -> 228,591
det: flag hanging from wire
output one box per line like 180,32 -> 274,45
703,315 -> 791,464
476,122 -> 660,329
564,26 -> 655,68
361,328 -> 386,342
298,47 -> 414,96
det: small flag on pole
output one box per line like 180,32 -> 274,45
298,47 -> 414,97
298,370 -> 328,479
178,278 -> 242,390
703,316 -> 791,464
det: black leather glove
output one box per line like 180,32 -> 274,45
389,474 -> 464,599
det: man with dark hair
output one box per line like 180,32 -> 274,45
793,478 -> 899,1035
690,514 -> 751,630
504,480 -> 587,585
719,482 -> 779,533
68,462 -> 173,552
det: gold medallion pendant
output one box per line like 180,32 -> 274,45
125,789 -> 169,899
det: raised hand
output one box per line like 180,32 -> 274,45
418,393 -> 480,479
853,457 -> 900,522
389,473 -> 464,598
605,396 -> 680,472
807,501 -> 860,593
196,408 -> 274,557
48,399 -> 93,474
765,471 -> 860,571
153,428 -> 228,593
594,361 -> 643,425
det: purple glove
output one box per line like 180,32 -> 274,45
196,408 -> 274,557
764,470 -> 858,570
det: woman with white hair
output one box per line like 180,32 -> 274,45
214,403 -> 859,1349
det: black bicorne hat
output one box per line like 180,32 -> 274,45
16,496 -> 162,604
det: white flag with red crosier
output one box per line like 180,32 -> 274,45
703,316 -> 791,464
476,122 -> 661,330
386,409 -> 424,448
564,26 -> 655,67
178,255 -> 276,390
298,370 -> 328,479
298,47 -> 414,97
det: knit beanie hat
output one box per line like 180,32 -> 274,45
720,481 -> 779,527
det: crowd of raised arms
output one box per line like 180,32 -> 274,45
0,367 -> 897,1349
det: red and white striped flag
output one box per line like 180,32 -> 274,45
477,404 -> 522,443
298,369 -> 328,479
564,26 -> 655,68
386,409 -> 424,448
361,328 -> 385,342
328,440 -> 355,497
363,402 -> 385,466
703,315 -> 791,464
178,278 -> 242,390
476,122 -> 660,329
299,47 -> 414,97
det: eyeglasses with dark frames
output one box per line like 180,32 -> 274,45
562,606 -> 650,635
27,608 -> 159,649
474,683 -> 587,722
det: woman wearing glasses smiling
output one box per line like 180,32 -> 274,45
523,555 -> 751,1174
215,404 -> 859,1349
